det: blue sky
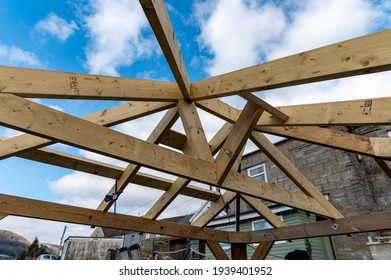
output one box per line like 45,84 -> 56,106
1,0 -> 391,244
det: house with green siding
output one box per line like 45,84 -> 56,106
204,206 -> 335,260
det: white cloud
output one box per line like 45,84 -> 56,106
195,0 -> 287,76
35,13 -> 78,42
83,0 -> 158,76
267,0 -> 386,60
0,44 -> 41,67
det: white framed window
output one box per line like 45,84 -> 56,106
252,217 -> 286,244
247,164 -> 267,182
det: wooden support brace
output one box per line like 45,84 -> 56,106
97,108 -> 180,212
216,102 -> 264,184
240,91 -> 288,122
250,241 -> 274,260
250,131 -> 343,219
140,0 -> 191,100
206,240 -> 229,260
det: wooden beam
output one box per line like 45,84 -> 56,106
250,131 -> 343,219
258,126 -> 391,160
0,213 -> 8,220
140,0 -> 191,100
205,241 -> 229,260
231,243 -> 248,260
371,138 -> 391,158
0,93 -> 218,184
197,97 -> 391,127
0,100 -> 175,160
0,193 -> 230,243
257,97 -> 391,127
191,28 -> 391,100
0,66 -> 181,101
97,108 -> 179,212
229,210 -> 391,243
240,196 -> 286,228
0,95 -> 333,216
216,102 -> 264,184
250,241 -> 274,260
240,92 -> 288,122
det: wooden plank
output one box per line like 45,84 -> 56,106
240,91 -> 288,122
97,108 -> 179,212
0,65 -> 181,101
177,100 -> 213,161
371,138 -> 391,158
0,193 -> 230,243
257,97 -> 391,127
229,210 -> 391,243
0,101 -> 175,160
144,177 -> 191,219
205,240 -> 229,260
196,99 -> 241,124
258,126 -> 391,160
197,96 -> 391,127
0,213 -> 8,220
216,102 -> 264,184
0,93 -> 218,184
140,0 -> 191,100
191,28 -> 391,100
250,241 -> 274,260
231,243 -> 247,260
250,131 -> 343,219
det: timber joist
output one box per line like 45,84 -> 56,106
1,0 -> 391,260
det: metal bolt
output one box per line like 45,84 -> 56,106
332,223 -> 339,231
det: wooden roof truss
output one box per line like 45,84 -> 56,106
1,0 -> 391,259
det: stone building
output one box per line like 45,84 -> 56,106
223,125 -> 391,260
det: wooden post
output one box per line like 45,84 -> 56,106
231,243 -> 247,260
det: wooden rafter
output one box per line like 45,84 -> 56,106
140,0 -> 191,100
197,97 -> 391,127
206,241 -> 230,260
191,28 -> 391,100
0,66 -> 181,101
0,100 -> 175,160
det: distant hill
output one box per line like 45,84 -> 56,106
0,229 -> 30,260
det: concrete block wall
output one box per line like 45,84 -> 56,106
238,126 -> 391,259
